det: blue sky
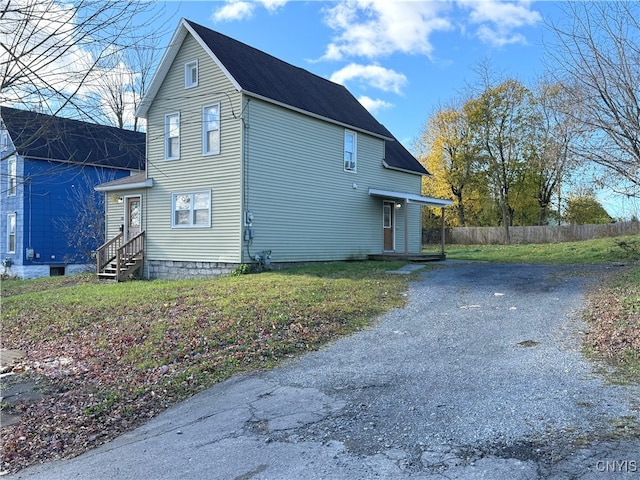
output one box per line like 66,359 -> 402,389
158,0 -> 552,149
149,1 -> 638,218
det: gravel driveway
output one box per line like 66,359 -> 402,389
9,262 -> 640,479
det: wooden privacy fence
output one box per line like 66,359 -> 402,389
423,221 -> 640,245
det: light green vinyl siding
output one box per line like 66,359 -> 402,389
144,34 -> 243,263
242,99 -> 424,263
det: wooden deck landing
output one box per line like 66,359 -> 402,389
368,253 -> 446,263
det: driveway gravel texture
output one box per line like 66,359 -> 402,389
7,262 -> 640,479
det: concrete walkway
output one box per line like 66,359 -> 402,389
7,263 -> 640,479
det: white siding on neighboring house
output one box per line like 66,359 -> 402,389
241,98 -> 423,262
144,33 -> 244,264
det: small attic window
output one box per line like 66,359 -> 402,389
185,60 -> 198,89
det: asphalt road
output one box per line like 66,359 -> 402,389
8,262 -> 640,479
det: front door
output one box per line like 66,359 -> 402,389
125,196 -> 141,240
383,201 -> 394,251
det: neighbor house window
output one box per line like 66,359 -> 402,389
185,60 -> 198,88
344,130 -> 357,172
7,156 -> 16,196
7,213 -> 16,253
202,103 -> 220,155
165,113 -> 180,160
172,191 -> 211,228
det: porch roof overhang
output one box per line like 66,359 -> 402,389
368,188 -> 453,208
94,173 -> 153,192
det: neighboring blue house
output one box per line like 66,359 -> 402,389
0,106 -> 145,279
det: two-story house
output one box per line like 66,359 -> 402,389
95,19 -> 451,281
0,106 -> 145,279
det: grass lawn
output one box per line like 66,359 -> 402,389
0,261 -> 412,472
1,236 -> 638,473
445,234 -> 640,264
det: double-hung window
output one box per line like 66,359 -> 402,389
7,213 -> 16,253
203,103 -> 220,155
172,191 -> 211,228
165,113 -> 180,160
344,130 -> 357,172
7,156 -> 16,196
185,60 -> 198,88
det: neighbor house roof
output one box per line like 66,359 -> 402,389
0,106 -> 146,171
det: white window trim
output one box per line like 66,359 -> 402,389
165,112 -> 180,160
185,60 -> 198,89
7,156 -> 16,196
171,190 -> 211,228
7,212 -> 16,253
344,130 -> 357,173
202,103 -> 221,156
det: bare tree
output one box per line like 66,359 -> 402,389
92,31 -> 164,131
526,80 -> 580,225
545,1 -> 640,196
0,0 -> 162,135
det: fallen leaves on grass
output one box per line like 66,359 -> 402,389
583,267 -> 640,382
0,266 -> 408,474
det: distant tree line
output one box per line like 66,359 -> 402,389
416,2 -> 640,242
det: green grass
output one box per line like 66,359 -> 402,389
1,240 -> 639,472
1,261 -> 413,472
445,234 -> 640,264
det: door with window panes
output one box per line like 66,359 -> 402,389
383,201 -> 394,251
126,196 -> 141,240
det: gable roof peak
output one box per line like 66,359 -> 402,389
139,18 -> 393,139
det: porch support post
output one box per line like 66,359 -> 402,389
440,207 -> 446,257
404,198 -> 409,254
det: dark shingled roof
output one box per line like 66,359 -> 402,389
385,139 -> 429,176
185,20 -> 394,140
185,20 -> 428,176
1,106 -> 145,170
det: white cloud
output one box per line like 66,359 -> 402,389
321,0 -> 453,60
212,1 -> 255,22
320,0 -> 541,60
358,95 -> 393,114
212,0 -> 288,23
457,0 -> 541,47
330,64 -> 407,94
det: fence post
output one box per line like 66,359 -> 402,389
441,207 -> 446,256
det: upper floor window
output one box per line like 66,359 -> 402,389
7,156 -> 16,196
172,191 -> 211,228
185,60 -> 198,88
203,103 -> 220,155
165,113 -> 180,160
344,130 -> 357,172
7,213 -> 16,253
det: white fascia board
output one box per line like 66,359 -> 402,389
95,178 -> 153,192
185,23 -> 242,92
382,159 -> 431,177
368,188 -> 453,207
136,19 -> 190,119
